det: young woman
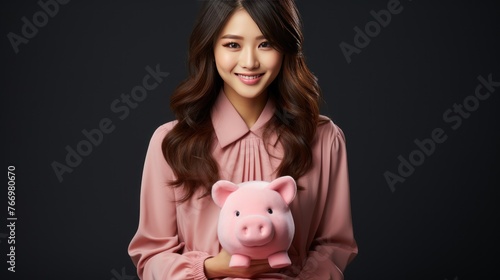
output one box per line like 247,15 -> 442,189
128,0 -> 358,279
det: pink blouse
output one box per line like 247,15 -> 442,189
128,91 -> 358,279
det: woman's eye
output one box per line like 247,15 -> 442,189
259,41 -> 272,48
224,42 -> 239,48
267,208 -> 273,214
235,211 -> 240,217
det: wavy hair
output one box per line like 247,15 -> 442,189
162,0 -> 322,201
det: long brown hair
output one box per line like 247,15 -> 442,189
162,0 -> 321,201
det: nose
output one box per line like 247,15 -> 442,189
239,47 -> 259,70
236,215 -> 274,247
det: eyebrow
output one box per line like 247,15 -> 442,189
220,34 -> 266,40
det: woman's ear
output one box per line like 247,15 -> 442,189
211,180 -> 239,207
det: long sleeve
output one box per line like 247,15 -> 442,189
128,94 -> 358,280
285,123 -> 358,279
128,123 -> 211,280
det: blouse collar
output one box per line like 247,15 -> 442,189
211,89 -> 278,148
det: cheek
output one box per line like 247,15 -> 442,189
269,211 -> 292,229
218,218 -> 237,244
263,53 -> 283,74
214,52 -> 237,73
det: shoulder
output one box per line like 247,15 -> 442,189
148,120 -> 179,146
151,120 -> 179,138
316,115 -> 347,144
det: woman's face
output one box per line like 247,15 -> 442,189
214,9 -> 283,104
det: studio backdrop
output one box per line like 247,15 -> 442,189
1,0 -> 499,279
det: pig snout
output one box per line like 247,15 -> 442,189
236,215 -> 275,247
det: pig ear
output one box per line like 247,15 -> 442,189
211,180 -> 239,208
267,176 -> 297,205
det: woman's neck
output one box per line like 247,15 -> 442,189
223,87 -> 268,128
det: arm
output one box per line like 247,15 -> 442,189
128,124 -> 210,280
292,124 -> 358,279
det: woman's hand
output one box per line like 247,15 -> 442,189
204,249 -> 280,279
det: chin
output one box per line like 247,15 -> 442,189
237,89 -> 266,99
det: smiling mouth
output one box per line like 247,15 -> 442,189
236,73 -> 264,80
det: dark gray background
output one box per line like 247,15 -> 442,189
1,0 -> 499,279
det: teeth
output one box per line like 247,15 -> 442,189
239,74 -> 261,79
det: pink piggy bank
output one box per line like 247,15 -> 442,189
211,176 -> 297,269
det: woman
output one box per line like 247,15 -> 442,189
128,0 -> 358,279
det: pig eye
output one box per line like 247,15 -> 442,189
267,208 -> 273,214
235,211 -> 240,217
